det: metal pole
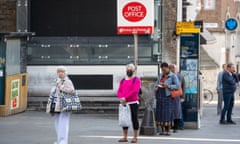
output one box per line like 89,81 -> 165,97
226,48 -> 230,64
177,0 -> 183,68
134,34 -> 138,68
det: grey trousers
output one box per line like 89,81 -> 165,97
217,90 -> 223,114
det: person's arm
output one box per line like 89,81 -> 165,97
154,75 -> 161,91
117,80 -> 124,99
61,79 -> 75,94
233,73 -> 239,83
169,75 -> 180,90
222,73 -> 236,85
216,72 -> 221,90
181,76 -> 185,99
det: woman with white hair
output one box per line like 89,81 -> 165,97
117,63 -> 141,143
52,66 -> 75,144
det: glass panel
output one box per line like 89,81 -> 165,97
6,39 -> 21,75
27,37 -> 155,65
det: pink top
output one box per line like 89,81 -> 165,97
117,77 -> 141,103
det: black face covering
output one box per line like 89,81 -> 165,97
127,70 -> 133,77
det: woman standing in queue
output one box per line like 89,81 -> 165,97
51,66 -> 75,144
155,62 -> 180,136
169,64 -> 184,132
117,63 -> 141,143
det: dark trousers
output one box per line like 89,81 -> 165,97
179,102 -> 185,128
123,103 -> 139,130
220,92 -> 234,121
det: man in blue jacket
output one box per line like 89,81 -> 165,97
220,63 -> 238,125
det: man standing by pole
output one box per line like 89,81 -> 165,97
216,64 -> 227,115
220,63 -> 237,125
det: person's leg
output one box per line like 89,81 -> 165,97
54,113 -> 60,144
217,90 -> 223,115
118,127 -> 128,142
160,125 -> 165,135
57,112 -> 71,144
165,123 -> 172,136
156,121 -> 161,134
173,119 -> 180,132
227,93 -> 235,122
179,102 -> 185,129
220,93 -> 231,123
55,113 -> 60,135
129,103 -> 139,143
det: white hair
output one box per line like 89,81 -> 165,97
126,63 -> 136,71
56,66 -> 67,74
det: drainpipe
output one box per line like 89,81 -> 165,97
176,0 -> 182,67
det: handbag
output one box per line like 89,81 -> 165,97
118,104 -> 132,127
46,87 -> 57,113
170,75 -> 183,98
60,91 -> 82,112
46,102 -> 56,113
171,87 -> 183,98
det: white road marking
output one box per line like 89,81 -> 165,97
78,135 -> 240,142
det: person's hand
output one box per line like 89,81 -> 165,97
162,84 -> 170,88
180,98 -> 185,103
57,83 -> 64,90
120,98 -> 126,105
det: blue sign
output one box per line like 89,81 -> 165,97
225,18 -> 238,31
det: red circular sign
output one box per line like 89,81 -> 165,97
122,2 -> 147,22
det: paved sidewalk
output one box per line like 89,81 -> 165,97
0,103 -> 240,144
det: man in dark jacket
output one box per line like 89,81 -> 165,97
220,63 -> 238,124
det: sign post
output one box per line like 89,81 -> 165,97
117,0 -> 154,68
134,34 -> 138,67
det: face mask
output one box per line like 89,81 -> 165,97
127,70 -> 133,77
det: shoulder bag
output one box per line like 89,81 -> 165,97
170,75 -> 183,98
60,91 -> 82,112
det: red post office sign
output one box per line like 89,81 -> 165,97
117,0 -> 154,35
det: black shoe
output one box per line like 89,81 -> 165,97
179,127 -> 184,130
227,120 -> 236,125
165,133 -> 171,136
219,120 -> 227,124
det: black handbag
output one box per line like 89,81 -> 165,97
46,87 -> 57,113
50,103 -> 56,113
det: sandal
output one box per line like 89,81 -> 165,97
118,138 -> 128,142
131,138 -> 138,143
159,132 -> 165,135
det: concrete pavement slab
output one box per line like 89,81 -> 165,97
0,104 -> 240,144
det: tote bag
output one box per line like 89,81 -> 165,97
60,91 -> 82,112
118,104 -> 132,127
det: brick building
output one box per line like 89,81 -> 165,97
194,0 -> 240,91
0,0 -> 16,32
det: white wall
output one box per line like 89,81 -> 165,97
201,32 -> 226,66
